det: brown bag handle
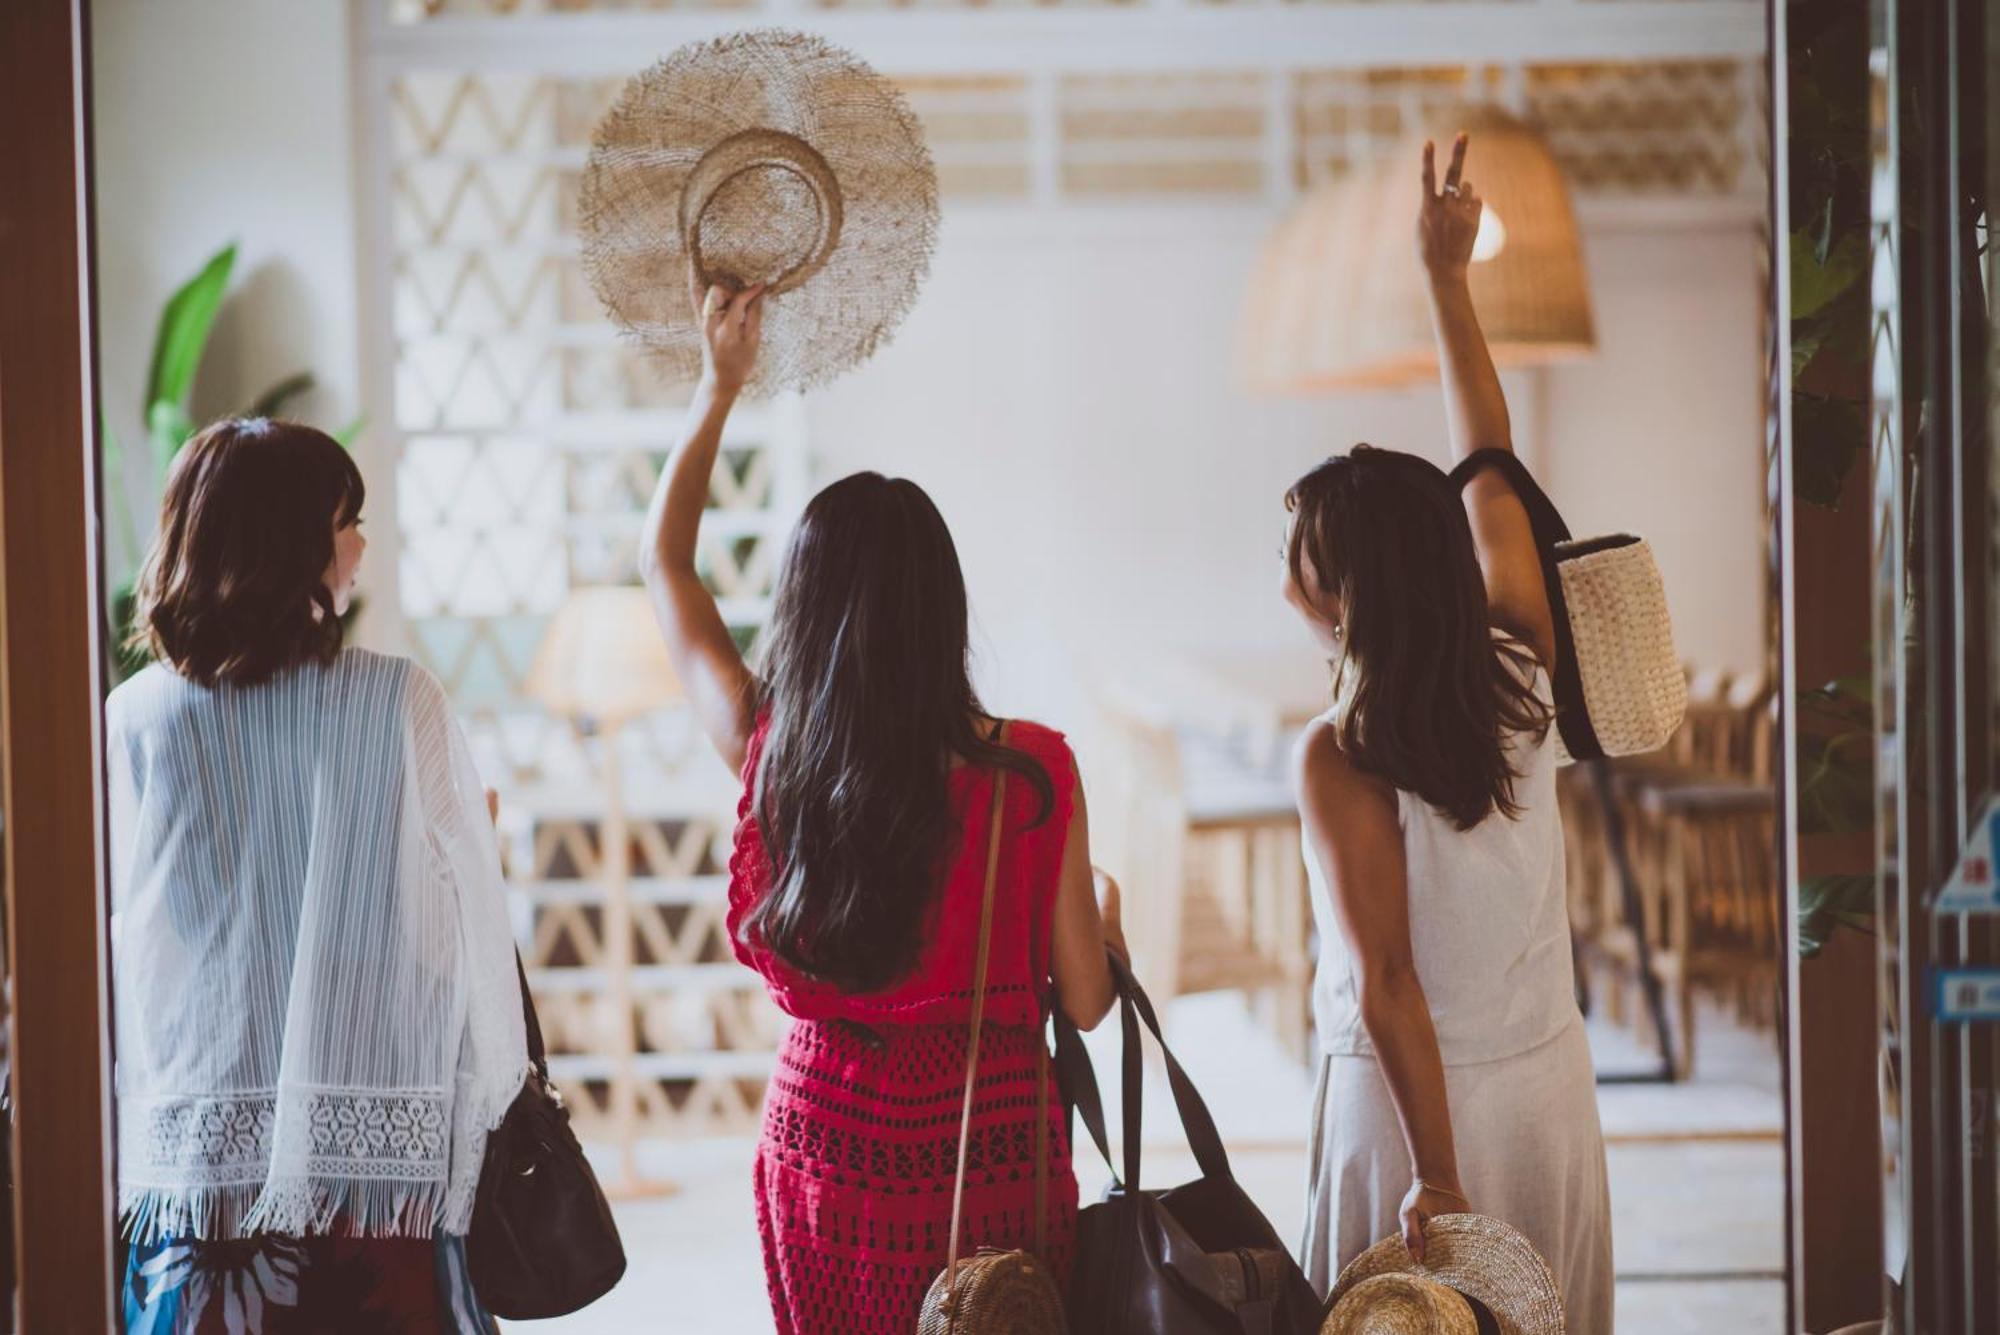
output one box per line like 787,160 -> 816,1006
943,722 -> 1051,1296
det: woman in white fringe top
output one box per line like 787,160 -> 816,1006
107,418 -> 526,1335
1282,135 -> 1614,1330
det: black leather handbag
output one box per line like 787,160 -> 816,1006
466,955 -> 627,1319
1055,955 -> 1320,1335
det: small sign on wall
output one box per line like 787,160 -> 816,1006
1935,797 -> 2000,913
1932,969 -> 2000,1023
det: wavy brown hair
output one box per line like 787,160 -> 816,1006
1286,445 -> 1551,830
132,417 -> 364,688
745,472 -> 1054,993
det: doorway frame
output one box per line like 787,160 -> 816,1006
0,0 -> 118,1328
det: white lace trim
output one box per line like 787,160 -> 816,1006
118,1087 -> 486,1245
108,655 -> 532,1248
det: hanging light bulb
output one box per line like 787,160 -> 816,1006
1472,205 -> 1507,263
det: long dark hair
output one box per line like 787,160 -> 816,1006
744,472 -> 1054,992
133,417 -> 364,688
1286,446 -> 1550,830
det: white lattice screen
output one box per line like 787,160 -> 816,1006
355,0 -> 1765,1142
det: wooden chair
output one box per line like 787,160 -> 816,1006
1565,669 -> 1780,1076
1635,777 -> 1779,1076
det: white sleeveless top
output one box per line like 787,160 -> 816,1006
1301,663 -> 1579,1065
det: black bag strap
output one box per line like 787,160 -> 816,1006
1445,447 -> 1602,761
513,951 -> 549,1078
1053,1001 -> 1112,1171
1447,447 -> 1572,545
1118,981 -> 1144,1189
1053,952 -> 1233,1191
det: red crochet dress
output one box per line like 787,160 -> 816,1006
727,718 -> 1079,1335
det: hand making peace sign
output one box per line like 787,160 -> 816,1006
1416,132 -> 1483,283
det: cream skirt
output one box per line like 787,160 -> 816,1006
1299,1017 -> 1614,1334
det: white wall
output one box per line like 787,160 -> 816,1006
810,209 -> 1769,730
92,0 -> 361,578
1543,226 -> 1768,679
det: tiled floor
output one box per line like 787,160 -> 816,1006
530,994 -> 1785,1334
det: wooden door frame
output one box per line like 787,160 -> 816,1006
0,0 -> 118,1328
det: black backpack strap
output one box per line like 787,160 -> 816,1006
1446,448 -> 1602,761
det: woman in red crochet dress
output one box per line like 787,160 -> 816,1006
637,277 -> 1125,1333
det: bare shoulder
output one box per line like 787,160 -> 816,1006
1291,717 -> 1397,819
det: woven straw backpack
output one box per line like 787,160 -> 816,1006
1449,449 -> 1685,763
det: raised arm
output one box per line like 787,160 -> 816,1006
1419,135 -> 1557,672
637,278 -> 767,774
1295,719 -> 1466,1260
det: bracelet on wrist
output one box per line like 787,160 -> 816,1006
1414,1177 -> 1469,1206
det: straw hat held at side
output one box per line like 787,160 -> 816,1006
579,29 -> 940,396
1323,1216 -> 1565,1335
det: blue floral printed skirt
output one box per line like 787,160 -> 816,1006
122,1231 -> 496,1335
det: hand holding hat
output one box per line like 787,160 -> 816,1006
1400,1177 -> 1472,1262
692,271 -> 767,396
1323,1215 -> 1564,1335
581,30 -> 939,396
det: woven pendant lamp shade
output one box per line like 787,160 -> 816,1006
1240,106 -> 1593,393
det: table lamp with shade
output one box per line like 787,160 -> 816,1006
1239,104 -> 1594,393
523,584 -> 683,1198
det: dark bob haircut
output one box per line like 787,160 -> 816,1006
133,417 -> 364,688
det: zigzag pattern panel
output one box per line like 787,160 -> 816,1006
1525,60 -> 1755,196
516,812 -> 788,1137
1293,66 -> 1502,189
1294,59 -> 1760,199
387,66 -> 802,1141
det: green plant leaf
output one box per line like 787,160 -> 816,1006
1791,319 -> 1828,381
1797,727 -> 1875,836
100,419 -> 142,575
1791,227 -> 1867,321
1799,674 -> 1873,727
1793,393 -> 1868,506
1799,873 -> 1876,958
1811,193 -> 1837,265
334,415 -> 365,449
147,399 -> 197,478
248,371 -> 316,420
144,243 -> 236,421
107,578 -> 153,686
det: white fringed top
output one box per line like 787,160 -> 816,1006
106,649 -> 528,1244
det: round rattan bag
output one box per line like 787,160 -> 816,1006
578,29 -> 939,396
1322,1215 -> 1564,1335
917,1247 -> 1066,1335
